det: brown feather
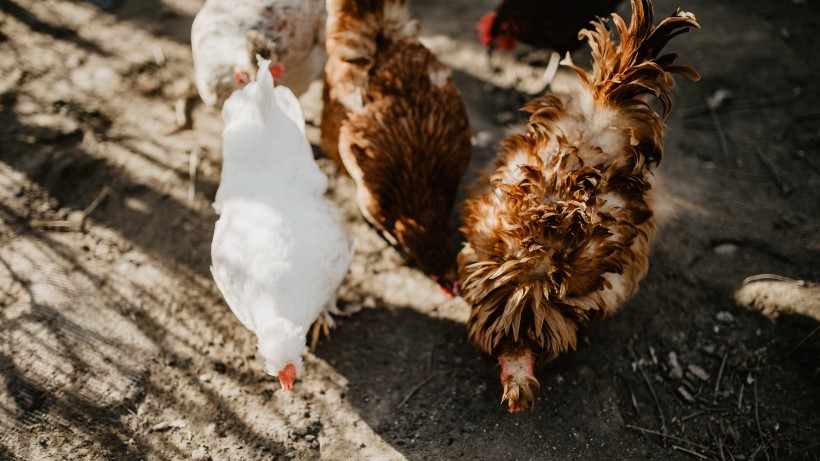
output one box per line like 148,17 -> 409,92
321,0 -> 472,282
459,0 -> 698,411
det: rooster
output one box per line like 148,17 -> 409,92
321,0 -> 472,295
210,59 -> 354,391
191,0 -> 326,108
458,0 -> 699,411
477,0 -> 624,83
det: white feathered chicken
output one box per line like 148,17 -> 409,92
192,0 -> 327,107
210,59 -> 353,391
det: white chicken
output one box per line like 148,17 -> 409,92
191,0 -> 327,107
210,59 -> 353,391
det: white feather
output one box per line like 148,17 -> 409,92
211,63 -> 353,378
191,0 -> 327,107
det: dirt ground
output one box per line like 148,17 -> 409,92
0,0 -> 818,459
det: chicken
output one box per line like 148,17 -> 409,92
458,0 -> 699,411
477,0 -> 624,83
320,0 -> 472,295
210,59 -> 354,391
191,0 -> 327,108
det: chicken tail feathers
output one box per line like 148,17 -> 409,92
564,0 -> 699,164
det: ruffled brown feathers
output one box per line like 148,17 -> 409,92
459,0 -> 698,410
459,133 -> 652,361
563,0 -> 700,165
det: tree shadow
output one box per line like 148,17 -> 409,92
0,88 -> 219,275
0,202 -> 294,459
0,0 -> 112,57
66,0 -> 196,45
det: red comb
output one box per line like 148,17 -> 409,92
269,62 -> 285,85
476,11 -> 497,47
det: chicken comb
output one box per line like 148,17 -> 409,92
476,11 -> 497,47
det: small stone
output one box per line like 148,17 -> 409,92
716,311 -> 734,323
474,131 -> 493,149
667,352 -> 684,380
152,419 -> 187,432
198,374 -> 212,383
714,243 -> 738,256
677,386 -> 696,403
706,89 -> 733,110
688,364 -> 710,381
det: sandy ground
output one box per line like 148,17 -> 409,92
0,0 -> 819,459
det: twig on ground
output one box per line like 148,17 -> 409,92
30,186 -> 112,232
714,352 -> 728,398
708,423 -> 727,461
627,381 -> 641,416
673,444 -> 712,460
786,325 -> 820,358
737,382 -> 744,410
753,377 -> 769,461
628,345 -> 666,435
681,411 -> 704,422
625,425 -> 712,452
639,362 -> 666,431
743,274 -> 796,284
754,148 -> 792,196
396,371 -> 444,408
750,443 -> 768,461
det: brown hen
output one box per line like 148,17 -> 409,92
321,0 -> 473,295
477,0 -> 624,55
477,0 -> 625,83
458,0 -> 699,412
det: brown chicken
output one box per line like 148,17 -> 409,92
321,0 -> 472,295
477,0 -> 624,83
458,0 -> 699,411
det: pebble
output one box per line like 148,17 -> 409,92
688,364 -> 710,381
714,243 -> 738,256
151,419 -> 187,432
677,386 -> 696,403
667,352 -> 684,380
716,311 -> 734,323
474,131 -> 493,149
